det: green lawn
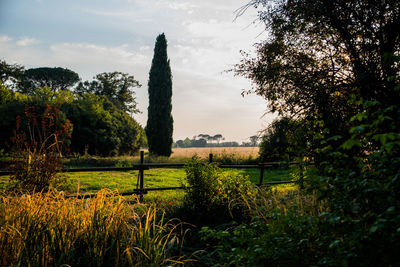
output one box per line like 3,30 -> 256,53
0,167 -> 295,201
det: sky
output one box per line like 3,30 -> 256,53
0,0 -> 275,143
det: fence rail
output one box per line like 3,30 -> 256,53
0,151 -> 311,199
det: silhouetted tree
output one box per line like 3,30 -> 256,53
20,67 -> 80,94
146,33 -> 173,156
235,0 -> 400,143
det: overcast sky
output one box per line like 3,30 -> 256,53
0,0 -> 275,143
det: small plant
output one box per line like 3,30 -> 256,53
115,159 -> 132,167
8,104 -> 71,192
182,156 -> 220,213
181,157 -> 256,225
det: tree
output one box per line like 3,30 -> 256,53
20,67 -> 80,94
235,0 -> 400,140
62,93 -> 145,156
76,72 -> 141,113
0,60 -> 24,89
259,117 -> 307,162
249,135 -> 259,147
213,134 -> 224,144
146,33 -> 174,156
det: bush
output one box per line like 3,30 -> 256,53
8,104 -> 71,192
180,157 -> 256,225
182,157 -> 220,213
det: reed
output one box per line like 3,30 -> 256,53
0,189 -> 190,266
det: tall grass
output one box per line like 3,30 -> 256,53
240,186 -> 326,222
197,186 -> 329,266
0,189 -> 191,266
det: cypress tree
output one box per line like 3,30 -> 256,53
146,33 -> 173,156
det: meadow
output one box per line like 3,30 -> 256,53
62,147 -> 260,168
0,147 -> 292,202
0,148 -> 304,266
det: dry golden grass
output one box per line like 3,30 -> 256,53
170,147 -> 259,159
0,189 -> 189,266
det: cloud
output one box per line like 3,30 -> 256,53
0,1 -> 273,141
0,35 -> 13,43
16,37 -> 40,47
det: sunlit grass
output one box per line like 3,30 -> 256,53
0,167 -> 294,201
0,189 -> 191,266
62,147 -> 260,167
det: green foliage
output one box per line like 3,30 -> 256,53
216,171 -> 256,204
308,56 -> 400,265
62,93 -> 145,156
182,158 -> 220,213
180,158 -> 256,225
76,71 -> 141,113
198,188 -> 327,266
0,82 -> 145,157
314,102 -> 400,265
146,33 -> 173,157
1,61 -> 145,157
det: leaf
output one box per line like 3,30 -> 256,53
341,139 -> 362,150
350,112 -> 368,122
350,126 -> 365,134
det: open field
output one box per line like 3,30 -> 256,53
170,147 -> 259,159
60,147 -> 260,168
0,167 -> 294,201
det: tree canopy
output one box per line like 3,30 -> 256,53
20,67 -> 80,94
235,0 -> 400,136
0,60 -> 146,156
76,72 -> 141,113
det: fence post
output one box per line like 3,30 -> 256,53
139,150 -> 145,201
209,153 -> 213,163
259,165 -> 264,186
299,163 -> 304,189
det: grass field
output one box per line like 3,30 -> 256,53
0,147 -> 297,201
61,147 -> 260,167
170,147 -> 259,159
0,167 -> 294,200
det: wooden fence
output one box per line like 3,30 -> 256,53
0,151 -> 310,200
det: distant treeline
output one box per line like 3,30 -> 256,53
0,60 -> 146,156
174,134 -> 259,148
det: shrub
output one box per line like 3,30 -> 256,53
180,157 -> 256,225
182,157 -> 220,213
8,104 -> 71,192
